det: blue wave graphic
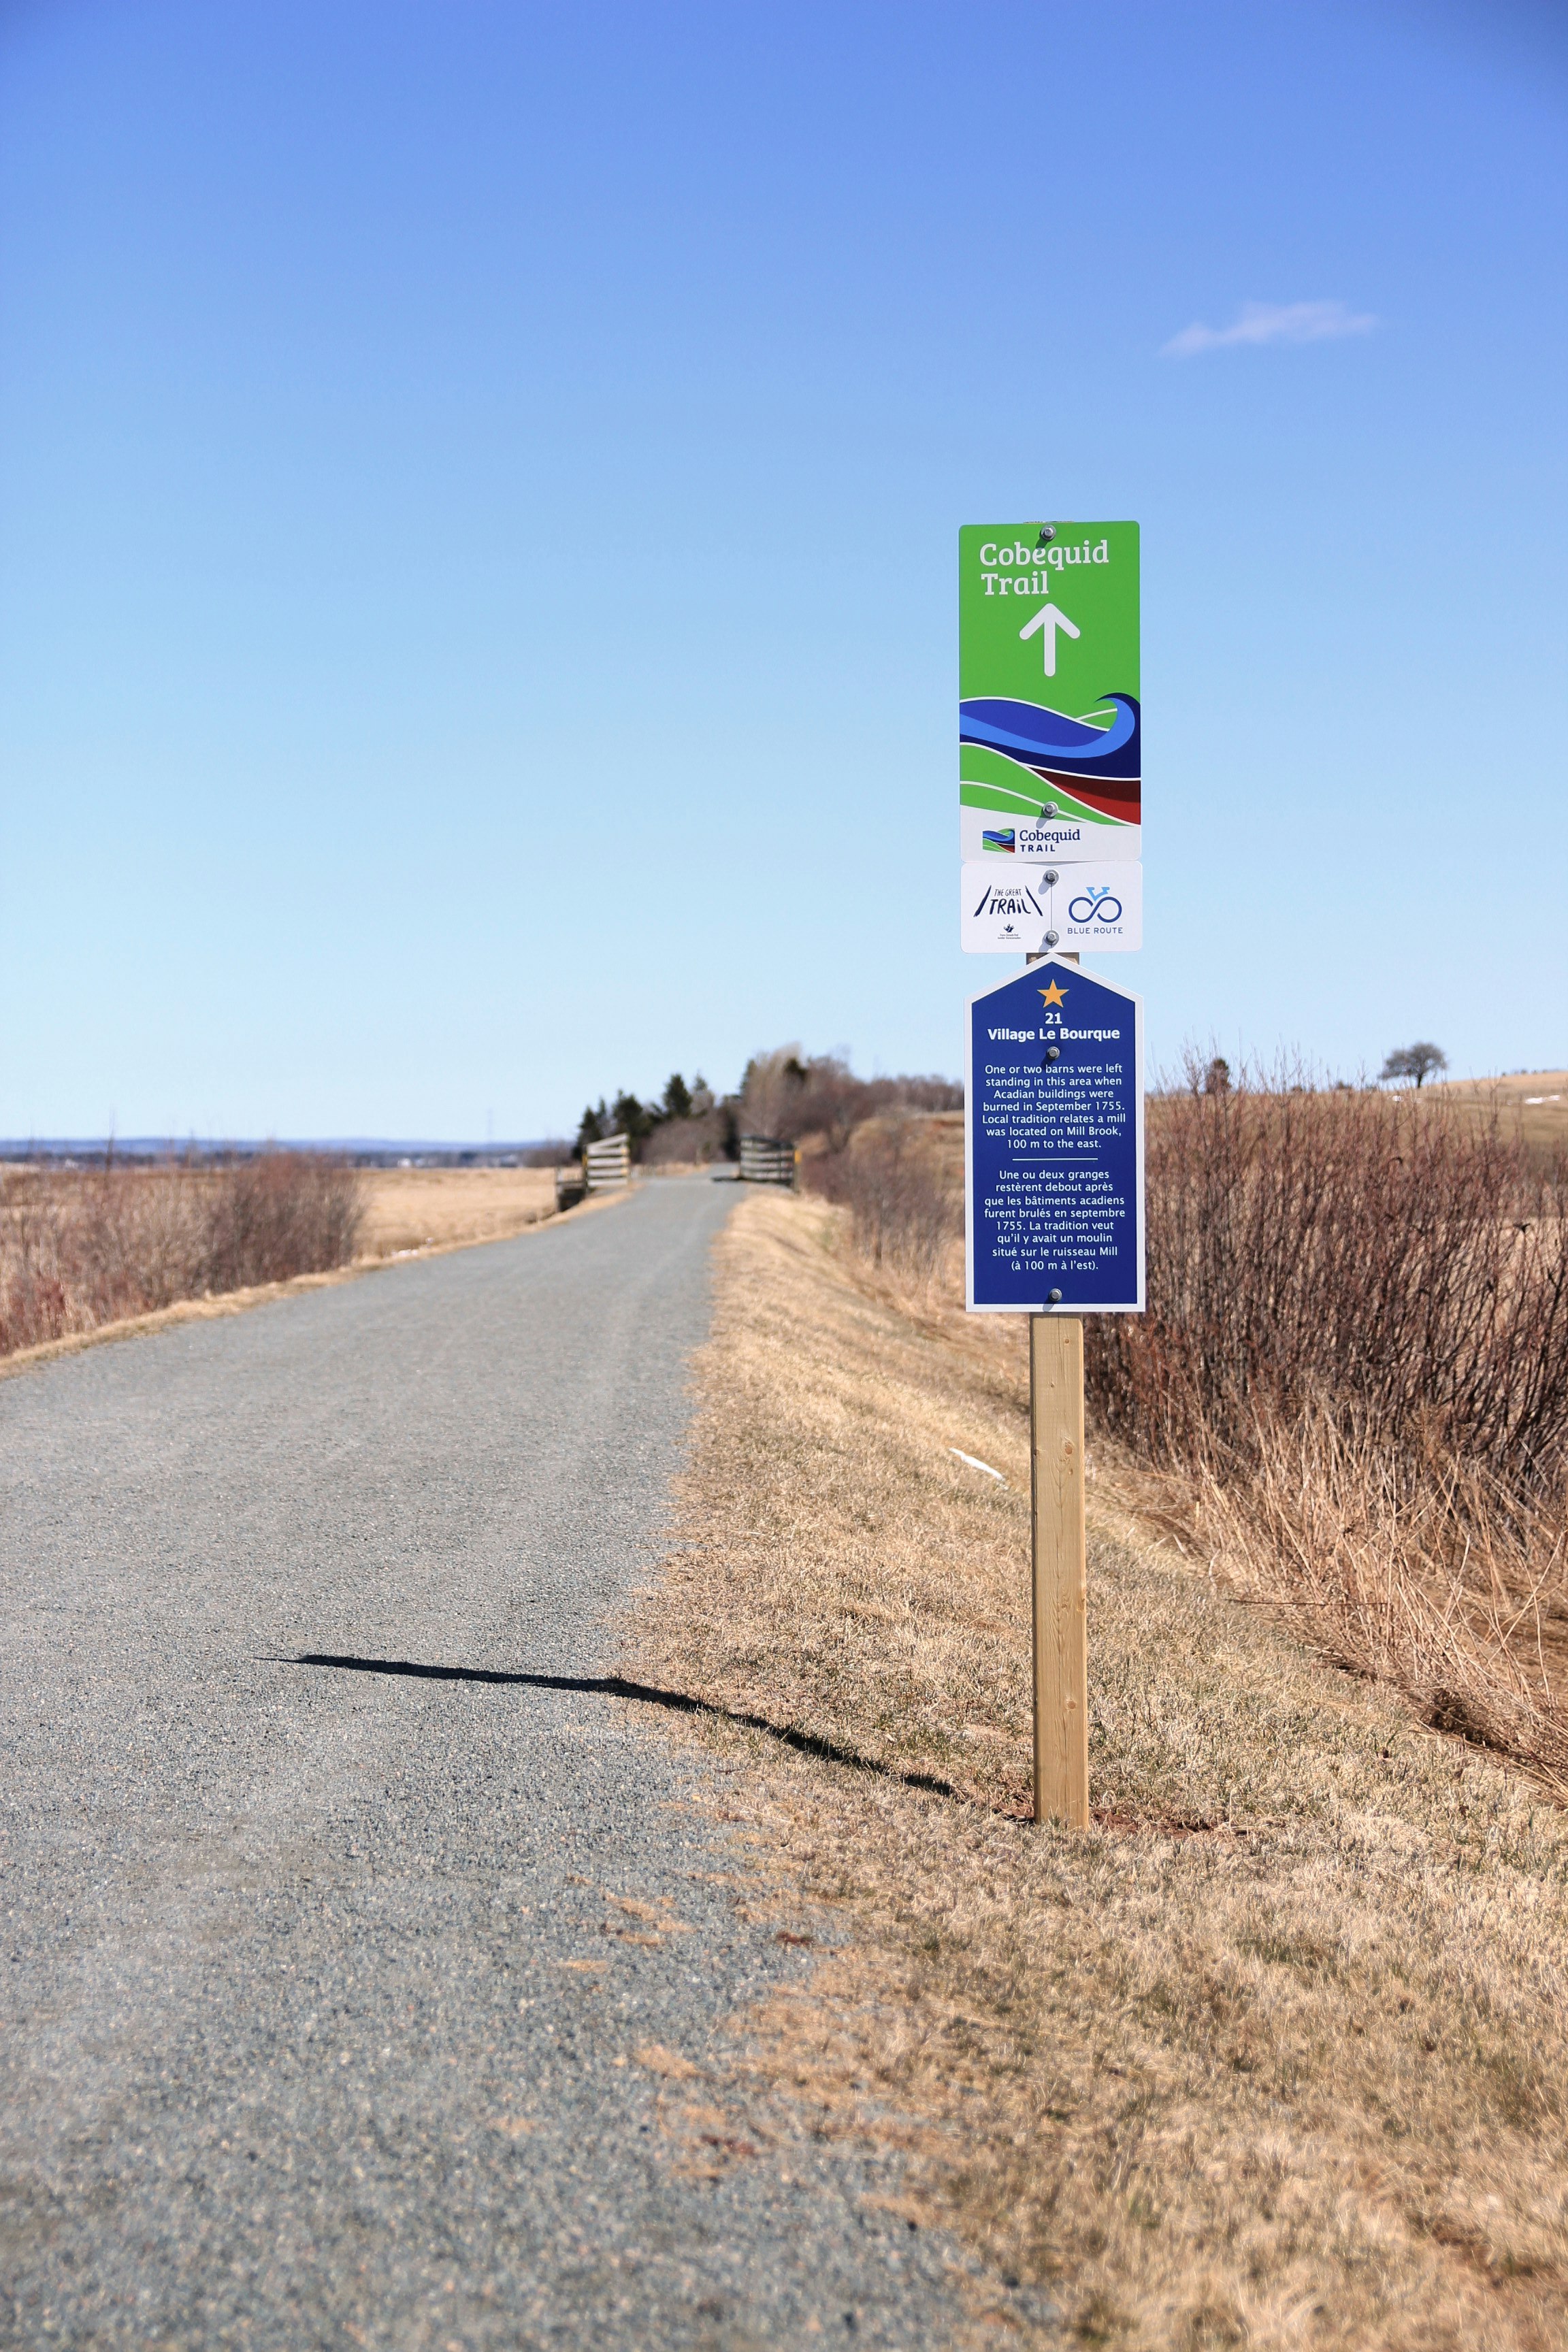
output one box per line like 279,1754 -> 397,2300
959,693 -> 1140,781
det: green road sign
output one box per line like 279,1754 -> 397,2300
960,522 -> 1140,865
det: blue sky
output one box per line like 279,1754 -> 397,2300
2,0 -> 1563,1139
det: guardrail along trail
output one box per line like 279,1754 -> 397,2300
0,1177 -> 976,2349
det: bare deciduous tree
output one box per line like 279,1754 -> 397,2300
1379,1042 -> 1448,1088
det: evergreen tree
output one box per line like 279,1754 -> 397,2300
573,1099 -> 608,1156
611,1089 -> 657,1142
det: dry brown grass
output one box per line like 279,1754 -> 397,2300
1426,1073 -> 1568,1169
358,1164 -> 557,1258
1132,1418 -> 1568,1783
627,1190 -> 1568,2349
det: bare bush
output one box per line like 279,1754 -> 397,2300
639,1105 -> 732,1166
803,1116 -> 962,1287
0,1154 -> 364,1358
797,1068 -> 1568,1769
740,1048 -> 962,1152
1086,1079 -> 1568,1494
1076,1076 -> 1568,1774
199,1154 -> 363,1292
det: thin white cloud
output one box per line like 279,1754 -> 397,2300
1161,299 -> 1377,359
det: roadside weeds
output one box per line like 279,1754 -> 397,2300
627,1189 -> 1568,2350
0,1184 -> 625,1384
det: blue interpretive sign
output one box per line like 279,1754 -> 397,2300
966,953 -> 1144,1313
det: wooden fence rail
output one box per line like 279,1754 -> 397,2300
738,1135 -> 796,1187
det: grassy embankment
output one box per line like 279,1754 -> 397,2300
626,1085 -> 1568,2349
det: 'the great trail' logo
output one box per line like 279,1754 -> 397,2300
970,882 -> 1126,925
971,881 -> 1043,921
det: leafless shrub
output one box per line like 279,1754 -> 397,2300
197,1153 -> 363,1292
740,1047 -> 961,1153
1085,1077 -> 1568,1494
639,1106 -> 732,1166
797,1063 -> 1568,1773
803,1116 -> 962,1287
1076,1074 -> 1568,1774
0,1154 -> 363,1358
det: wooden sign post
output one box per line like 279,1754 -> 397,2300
1026,947 -> 1090,1827
1030,1309 -> 1089,1826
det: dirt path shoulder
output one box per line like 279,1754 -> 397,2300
627,1188 -> 1568,2351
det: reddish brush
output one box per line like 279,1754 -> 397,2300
1085,1082 -> 1568,1495
802,1116 -> 962,1286
810,1075 -> 1568,1768
0,1154 -> 363,1358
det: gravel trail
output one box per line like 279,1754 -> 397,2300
0,1177 -> 987,2349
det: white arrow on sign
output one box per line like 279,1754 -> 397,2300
1018,599 -> 1080,677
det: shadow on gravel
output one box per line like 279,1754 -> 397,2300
288,1651 -> 962,1803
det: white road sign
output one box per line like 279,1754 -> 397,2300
960,860 -> 1142,954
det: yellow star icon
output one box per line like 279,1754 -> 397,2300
1038,980 -> 1068,1008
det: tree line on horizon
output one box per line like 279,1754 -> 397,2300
570,1049 -> 964,1166
564,1034 -> 1454,1168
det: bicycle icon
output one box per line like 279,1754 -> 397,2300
1066,886 -> 1124,924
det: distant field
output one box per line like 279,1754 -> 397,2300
1426,1068 -> 1568,1162
358,1165 -> 558,1259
